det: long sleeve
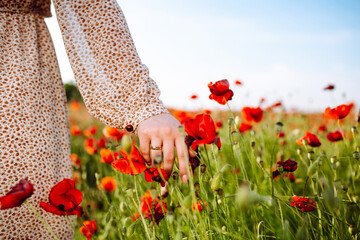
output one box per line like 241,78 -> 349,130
52,0 -> 169,132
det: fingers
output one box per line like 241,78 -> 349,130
176,136 -> 189,183
139,133 -> 151,165
162,139 -> 175,176
150,138 -> 162,167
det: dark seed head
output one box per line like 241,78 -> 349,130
200,164 -> 206,174
58,204 -> 65,211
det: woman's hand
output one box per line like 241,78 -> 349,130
137,113 -> 189,183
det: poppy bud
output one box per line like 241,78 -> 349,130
348,225 -> 355,235
251,141 -> 255,149
275,122 -> 283,133
234,116 -> 241,129
330,156 -> 337,164
297,148 -> 301,155
125,125 -> 133,132
351,126 -> 357,134
211,172 -> 223,190
194,182 -> 200,190
218,199 -> 222,205
216,188 -> 224,198
231,131 -> 240,144
353,151 -> 360,160
228,118 -> 234,127
120,134 -> 132,153
308,151 -> 314,161
172,172 -> 178,181
200,164 -> 206,174
195,190 -> 200,198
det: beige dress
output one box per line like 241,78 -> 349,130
0,0 -> 168,239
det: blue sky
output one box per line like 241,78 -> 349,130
46,0 -> 360,112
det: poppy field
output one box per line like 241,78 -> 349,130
62,80 -> 359,240
2,80 -> 359,239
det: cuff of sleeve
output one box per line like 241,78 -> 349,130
124,101 -> 169,135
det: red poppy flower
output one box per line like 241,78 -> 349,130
70,153 -> 81,169
0,179 -> 34,210
324,104 -> 352,120
131,212 -> 140,222
192,200 -> 207,211
144,168 -> 169,187
239,122 -> 252,133
242,107 -> 263,123
296,131 -> 321,147
278,131 -> 285,138
97,137 -> 106,148
271,102 -> 282,108
102,126 -> 125,141
290,195 -> 316,212
317,125 -> 327,133
215,121 -> 223,130
234,80 -> 242,86
100,177 -> 117,193
184,114 -> 221,151
111,145 -> 147,175
277,159 -> 297,172
173,110 -> 193,124
83,126 -> 97,138
69,100 -> 81,111
324,84 -> 335,90
288,173 -> 295,182
84,138 -> 97,155
208,79 -> 234,105
40,179 -> 83,217
141,191 -> 167,225
190,94 -> 198,100
326,130 -> 343,142
79,220 -> 97,240
70,125 -> 81,136
100,148 -> 118,164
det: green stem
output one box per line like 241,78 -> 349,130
24,201 -> 59,240
65,213 -> 74,233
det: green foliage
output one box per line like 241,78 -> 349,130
64,82 -> 83,102
69,106 -> 360,240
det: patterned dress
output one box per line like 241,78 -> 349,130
0,0 -> 168,239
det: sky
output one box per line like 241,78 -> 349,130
45,0 -> 360,112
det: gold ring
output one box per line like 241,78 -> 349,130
150,145 -> 162,151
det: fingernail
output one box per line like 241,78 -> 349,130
182,175 -> 188,183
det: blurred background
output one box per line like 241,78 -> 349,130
45,0 -> 360,112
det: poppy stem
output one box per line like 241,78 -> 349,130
65,213 -> 74,233
303,176 -> 309,197
24,201 -> 59,240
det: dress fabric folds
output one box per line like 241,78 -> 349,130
0,0 -> 167,239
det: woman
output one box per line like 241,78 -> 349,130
0,0 -> 189,239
